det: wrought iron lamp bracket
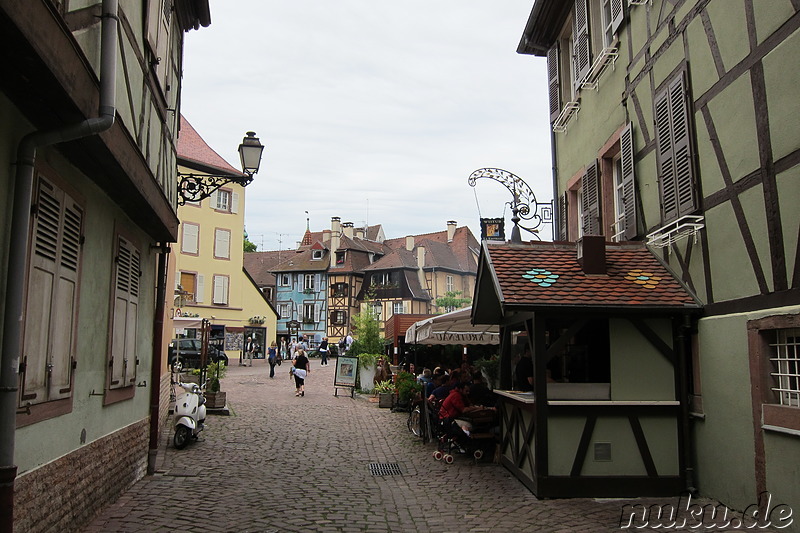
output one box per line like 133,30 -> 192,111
468,167 -> 553,242
177,173 -> 252,205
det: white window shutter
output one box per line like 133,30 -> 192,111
315,273 -> 320,291
215,229 -> 231,259
315,303 -> 321,322
196,274 -> 205,303
231,192 -> 239,214
213,275 -> 223,304
210,190 -> 218,209
182,223 -> 198,254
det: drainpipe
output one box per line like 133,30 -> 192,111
0,0 -> 118,528
549,129 -> 559,241
677,314 -> 697,495
147,244 -> 170,475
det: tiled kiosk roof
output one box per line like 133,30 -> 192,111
474,241 -> 701,320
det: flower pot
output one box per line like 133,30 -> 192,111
378,392 -> 393,408
205,391 -> 226,409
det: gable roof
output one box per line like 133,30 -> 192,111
243,250 -> 286,286
473,241 -> 701,322
177,115 -> 243,176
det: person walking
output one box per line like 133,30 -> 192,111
292,348 -> 310,397
280,338 -> 288,360
267,341 -> 279,378
318,337 -> 329,366
243,336 -> 256,367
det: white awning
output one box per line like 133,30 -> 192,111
172,316 -> 203,329
404,307 -> 499,345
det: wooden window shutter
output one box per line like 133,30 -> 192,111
231,192 -> 239,214
21,177 -> 82,405
610,0 -> 624,36
656,72 -> 695,222
110,236 -> 140,389
619,123 -> 637,240
581,161 -> 601,235
558,192 -> 568,241
547,44 -> 561,122
573,0 -> 591,91
670,75 -> 696,217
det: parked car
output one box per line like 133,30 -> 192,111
168,338 -> 228,369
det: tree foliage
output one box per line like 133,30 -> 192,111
435,290 -> 471,313
348,301 -> 385,356
244,235 -> 258,252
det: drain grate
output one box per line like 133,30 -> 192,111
369,462 -> 402,476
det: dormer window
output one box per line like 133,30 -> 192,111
335,251 -> 345,265
312,249 -> 323,260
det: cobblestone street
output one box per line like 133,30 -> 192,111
82,359 -> 775,532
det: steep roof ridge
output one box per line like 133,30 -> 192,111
177,115 -> 242,175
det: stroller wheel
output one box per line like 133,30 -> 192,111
473,449 -> 484,460
433,450 -> 443,461
444,454 -> 454,464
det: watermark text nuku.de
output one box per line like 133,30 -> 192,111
619,491 -> 793,529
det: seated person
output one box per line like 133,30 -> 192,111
468,372 -> 497,408
438,381 -> 494,421
428,370 -> 462,402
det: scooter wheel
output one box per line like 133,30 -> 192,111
444,454 -> 454,464
433,450 -> 443,461
173,425 -> 191,449
474,449 -> 484,461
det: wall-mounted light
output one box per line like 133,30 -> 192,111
177,131 -> 264,205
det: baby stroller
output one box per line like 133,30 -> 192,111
432,415 -> 495,464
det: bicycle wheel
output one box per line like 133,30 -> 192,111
408,406 -> 422,437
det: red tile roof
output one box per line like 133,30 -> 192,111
484,241 -> 700,310
177,115 -> 242,175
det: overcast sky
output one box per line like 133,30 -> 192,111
180,1 -> 553,252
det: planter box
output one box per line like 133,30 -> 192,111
205,391 -> 226,409
378,392 -> 394,408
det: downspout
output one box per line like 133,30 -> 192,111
677,313 -> 697,495
549,129 -> 559,241
0,0 -> 118,528
147,244 -> 170,475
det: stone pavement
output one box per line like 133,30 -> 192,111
81,359 -> 779,533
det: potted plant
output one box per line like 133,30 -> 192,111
473,355 -> 500,390
204,361 -> 227,408
394,371 -> 422,408
355,353 -> 381,392
374,380 -> 394,408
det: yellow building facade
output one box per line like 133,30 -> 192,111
171,118 -> 277,359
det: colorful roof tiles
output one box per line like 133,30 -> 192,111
483,241 -> 700,309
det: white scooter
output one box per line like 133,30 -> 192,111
172,364 -> 207,449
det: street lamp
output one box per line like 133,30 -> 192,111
177,131 -> 264,205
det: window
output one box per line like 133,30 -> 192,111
212,275 -> 229,305
279,273 -> 290,287
771,329 -> 800,408
179,272 -> 197,304
446,275 -> 454,293
278,303 -> 290,320
303,274 -> 316,292
331,310 -> 347,325
181,222 -> 199,254
213,189 -> 231,212
262,287 -> 273,300
312,249 -> 323,260
108,234 -> 140,397
303,303 -> 316,324
335,251 -> 345,265
393,302 -> 406,315
19,176 -> 83,413
373,272 -> 391,286
747,314 -> 800,434
332,282 -> 348,297
214,228 -> 231,259
562,124 -> 636,241
655,72 -> 697,223
145,0 -> 172,96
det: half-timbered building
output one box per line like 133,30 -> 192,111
516,0 -> 799,516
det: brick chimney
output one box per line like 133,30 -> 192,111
329,217 -> 341,268
355,227 -> 365,239
405,236 -> 415,251
576,235 -> 606,275
447,220 -> 457,242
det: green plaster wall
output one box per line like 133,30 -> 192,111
686,15 -> 717,98
14,148 -> 155,474
610,319 -> 675,400
764,28 -> 800,162
754,1 -> 795,48
708,75 -> 760,182
763,430 -> 800,524
706,0 -> 750,75
777,166 -> 800,279
704,202 -> 762,301
548,415 -> 678,476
